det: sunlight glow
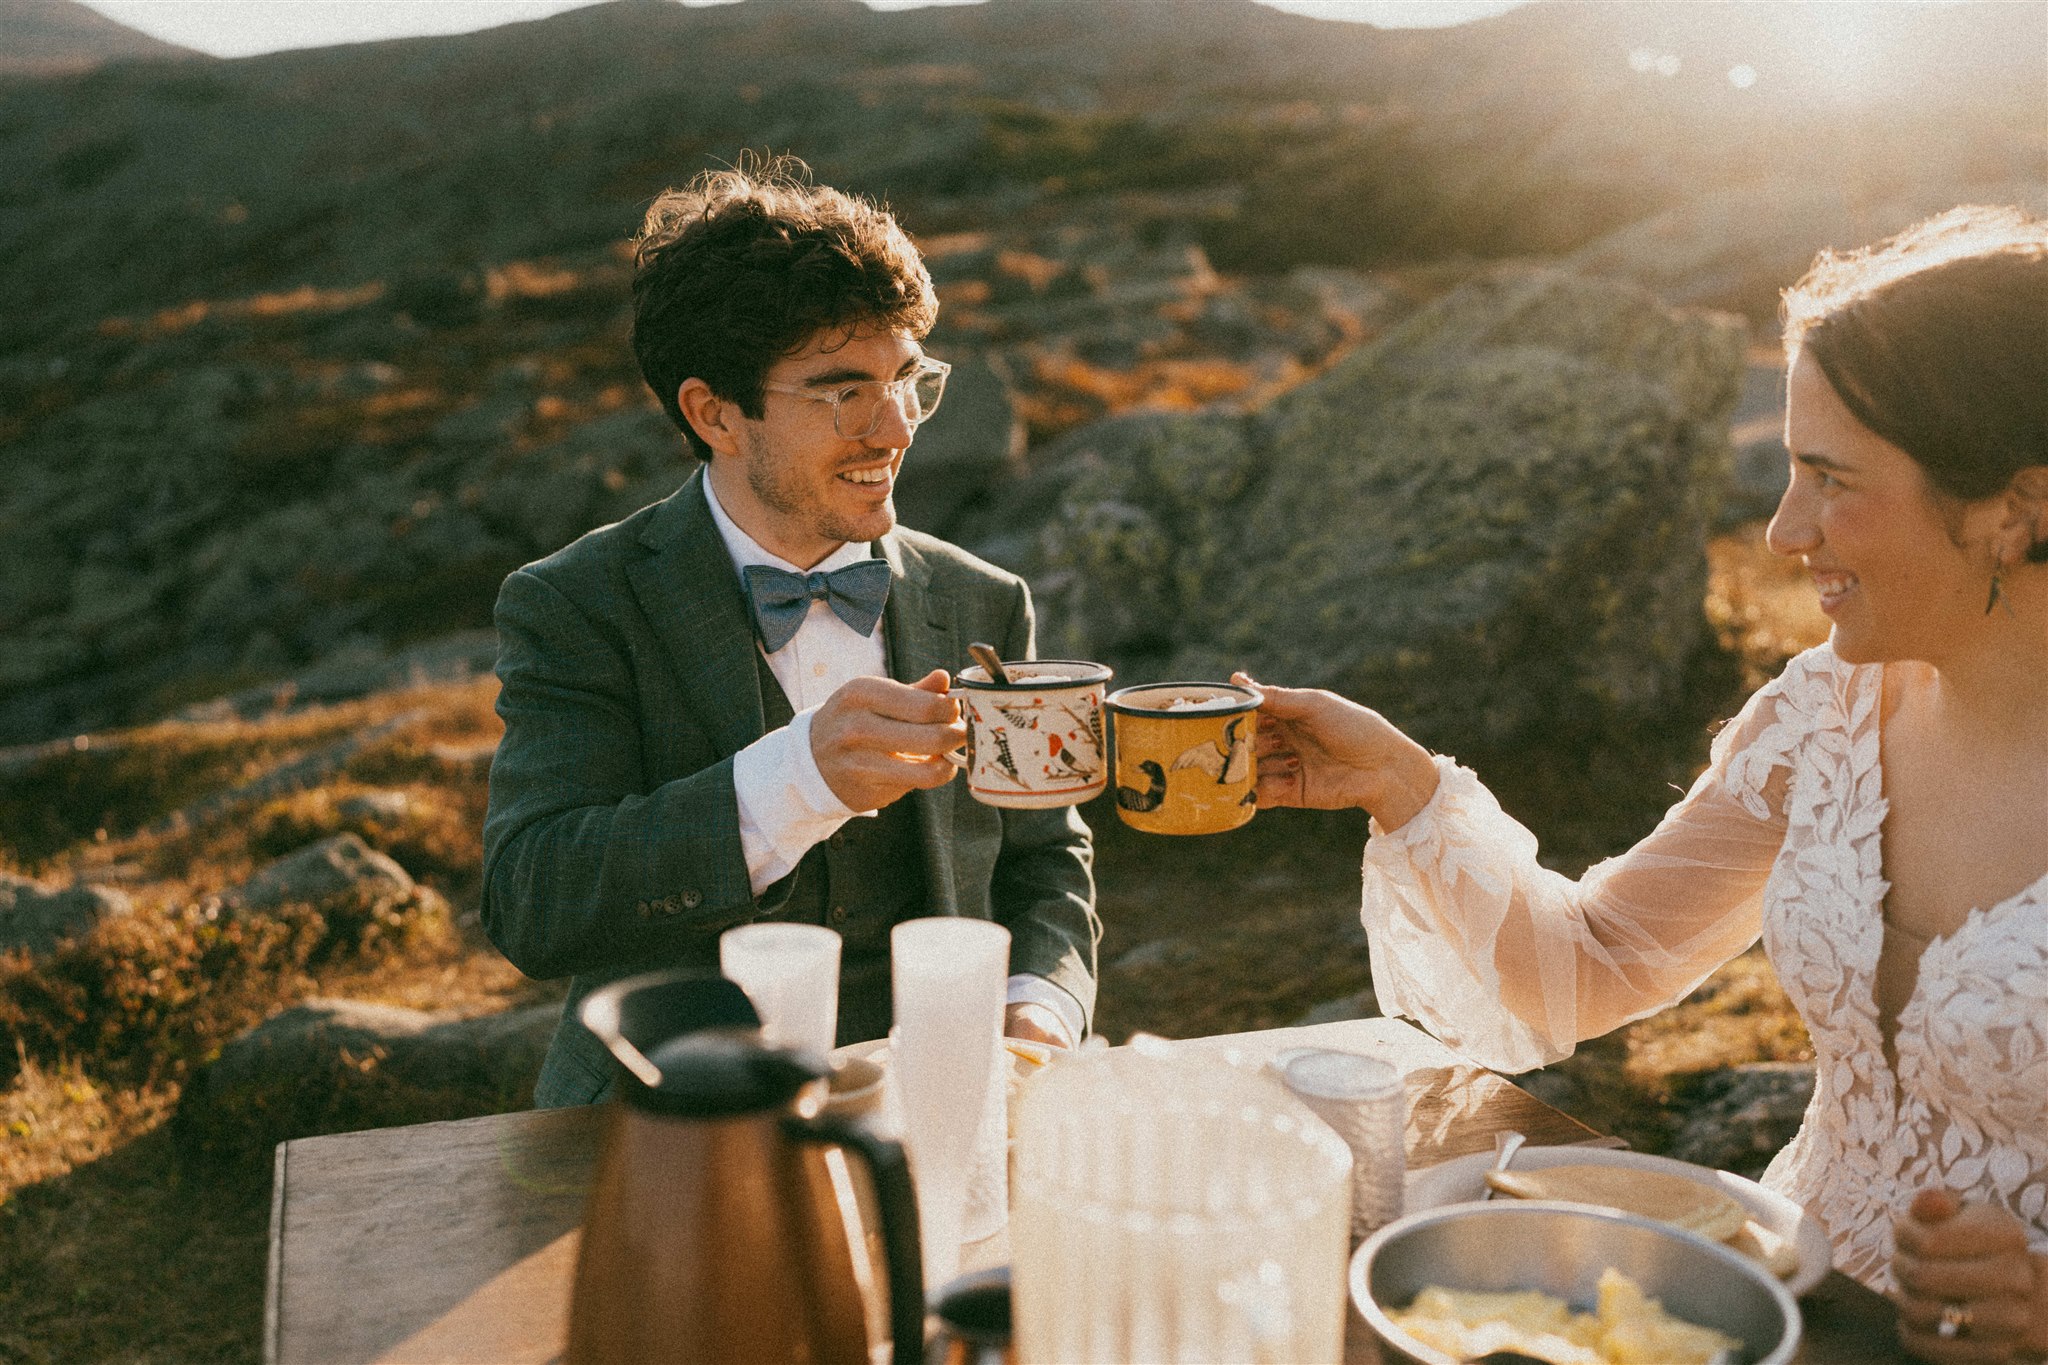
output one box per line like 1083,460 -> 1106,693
1628,47 -> 1682,79
1771,0 -> 1917,100
1728,64 -> 1759,90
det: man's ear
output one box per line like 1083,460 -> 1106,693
677,378 -> 742,458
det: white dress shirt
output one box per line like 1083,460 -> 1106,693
705,478 -> 1083,1045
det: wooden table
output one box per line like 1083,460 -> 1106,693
266,1016 -> 1909,1364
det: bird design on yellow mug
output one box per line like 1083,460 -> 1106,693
1169,716 -> 1252,785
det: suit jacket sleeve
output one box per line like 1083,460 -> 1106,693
480,565 -> 756,980
989,579 -> 1102,1031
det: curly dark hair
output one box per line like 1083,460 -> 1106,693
630,154 -> 938,461
1783,205 -> 2048,560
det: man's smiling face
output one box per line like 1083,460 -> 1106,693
703,326 -> 925,569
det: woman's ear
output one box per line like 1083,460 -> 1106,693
677,378 -> 742,458
2003,466 -> 2048,562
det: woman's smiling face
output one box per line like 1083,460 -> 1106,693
1766,350 -> 2000,665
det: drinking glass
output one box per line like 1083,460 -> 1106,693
891,917 -> 1011,1294
718,923 -> 841,1058
1281,1049 -> 1407,1239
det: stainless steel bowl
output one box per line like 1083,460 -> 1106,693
1349,1200 -> 1801,1365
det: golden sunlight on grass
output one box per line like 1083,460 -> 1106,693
1705,518 -> 1831,689
0,1053 -> 177,1195
1626,947 -> 1812,1088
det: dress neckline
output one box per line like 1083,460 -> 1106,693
1865,658 -> 2048,1073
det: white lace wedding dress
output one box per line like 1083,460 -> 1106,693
1358,642 -> 2048,1292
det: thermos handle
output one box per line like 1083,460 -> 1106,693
785,1115 -> 926,1365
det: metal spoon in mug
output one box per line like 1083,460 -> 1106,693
967,642 -> 1011,685
1480,1129 -> 1527,1200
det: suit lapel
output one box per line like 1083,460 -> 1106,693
625,469 -> 767,758
880,534 -> 962,916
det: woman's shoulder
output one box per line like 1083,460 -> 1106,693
1713,639 -> 1877,816
1750,639 -> 1883,721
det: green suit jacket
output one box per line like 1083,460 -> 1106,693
482,470 -> 1099,1108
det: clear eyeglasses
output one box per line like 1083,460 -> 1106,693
761,356 -> 951,441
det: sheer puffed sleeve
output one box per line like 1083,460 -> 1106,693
1360,649 -> 1836,1074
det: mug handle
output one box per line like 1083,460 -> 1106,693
784,1115 -> 926,1365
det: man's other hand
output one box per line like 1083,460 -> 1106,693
811,669 -> 965,813
1004,1001 -> 1074,1049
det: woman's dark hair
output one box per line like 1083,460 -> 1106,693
1783,205 -> 2048,561
631,153 -> 938,460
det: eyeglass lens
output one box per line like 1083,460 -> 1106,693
837,368 -> 946,439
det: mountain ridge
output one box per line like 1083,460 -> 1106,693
0,0 -> 204,75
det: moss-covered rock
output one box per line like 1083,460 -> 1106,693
1031,266 -> 1746,758
172,997 -> 558,1168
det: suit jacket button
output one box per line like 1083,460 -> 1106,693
636,901 -> 651,919
681,889 -> 702,910
829,905 -> 848,924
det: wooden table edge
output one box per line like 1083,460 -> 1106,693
265,1138 -> 288,1365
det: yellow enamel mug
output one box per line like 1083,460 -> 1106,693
1105,682 -> 1260,835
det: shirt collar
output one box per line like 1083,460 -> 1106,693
702,472 -> 877,576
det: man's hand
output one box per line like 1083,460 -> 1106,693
1004,1001 -> 1074,1049
810,669 -> 965,813
1893,1188 -> 2048,1363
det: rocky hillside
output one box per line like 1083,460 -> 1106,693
1,0 -> 2040,748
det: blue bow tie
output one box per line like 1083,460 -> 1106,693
743,560 -> 893,653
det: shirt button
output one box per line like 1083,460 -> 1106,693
829,905 -> 848,924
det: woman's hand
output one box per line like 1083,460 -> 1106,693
1232,673 -> 1440,830
1893,1188 -> 2048,1363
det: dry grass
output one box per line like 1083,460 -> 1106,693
0,675 -> 535,1364
1705,519 -> 1832,690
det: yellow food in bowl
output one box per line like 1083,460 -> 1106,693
1388,1267 -> 1742,1365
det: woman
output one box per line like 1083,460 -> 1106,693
1240,206 -> 2047,1364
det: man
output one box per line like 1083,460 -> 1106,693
481,157 -> 1099,1107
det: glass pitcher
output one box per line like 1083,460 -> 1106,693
1009,1046 -> 1352,1364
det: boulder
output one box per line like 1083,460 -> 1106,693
1110,938 -> 1203,973
467,1001 -> 564,1102
230,833 -> 414,912
1667,1061 -> 1816,1178
0,871 -> 134,958
175,998 -> 564,1167
1722,360 -> 1790,527
1027,266 -> 1747,759
336,790 -> 413,824
891,352 -> 1024,540
1290,987 -> 1381,1028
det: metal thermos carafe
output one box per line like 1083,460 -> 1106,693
566,971 -> 925,1365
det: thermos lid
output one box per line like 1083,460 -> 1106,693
630,1032 -> 827,1117
580,971 -> 827,1117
